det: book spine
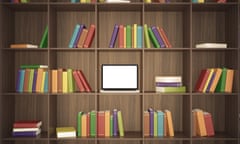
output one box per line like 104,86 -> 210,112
151,26 -> 165,48
117,111 -> 124,137
74,24 -> 85,48
83,24 -> 95,48
12,131 -> 38,137
32,69 -> 38,93
90,111 -> 96,136
97,111 -> 105,136
137,25 -> 142,48
113,109 -> 118,136
81,114 -> 87,137
77,70 -> 91,92
155,82 -> 182,87
105,110 -> 110,137
133,24 -> 137,48
16,69 -> 25,93
62,71 -> 68,93
73,70 -> 85,92
109,24 -> 119,48
36,69 -> 44,93
77,29 -> 88,48
148,108 -> 154,136
148,27 -> 160,48
77,112 -> 82,137
159,27 -> 172,48
39,26 -> 48,48
67,69 -> 74,92
110,115 -> 113,136
144,24 -> 151,48
69,24 -> 80,48
44,71 -> 48,92
157,111 -> 164,136
57,68 -> 63,93
215,67 -> 227,92
51,70 -> 58,93
40,71 -> 46,92
126,25 -> 132,48
144,111 -> 149,136
28,69 -> 34,93
154,111 -> 157,136
118,25 -> 124,48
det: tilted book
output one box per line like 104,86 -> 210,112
144,24 -> 151,48
16,69 -> 25,93
83,24 -> 95,48
69,24 -> 81,48
117,110 -> 124,137
109,24 -> 119,48
151,26 -> 165,48
39,26 -> 48,48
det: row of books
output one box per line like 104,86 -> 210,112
144,108 -> 174,137
77,109 -> 124,137
68,24 -> 95,48
155,76 -> 186,93
194,67 -> 234,93
12,120 -> 42,137
71,0 -> 96,3
144,0 -> 170,3
192,109 -> 214,137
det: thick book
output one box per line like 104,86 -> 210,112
77,28 -> 88,48
81,114 -> 87,137
118,24 -> 124,48
13,120 -> 42,128
225,69 -> 234,93
12,130 -> 41,137
10,44 -> 38,48
77,111 -> 83,137
83,24 -> 95,48
151,26 -> 165,48
56,127 -> 76,138
90,111 -> 97,136
69,24 -> 81,48
148,27 -> 160,48
117,110 -> 124,137
109,24 -> 119,48
215,67 -> 227,92
144,24 -> 151,48
164,110 -> 174,136
97,111 -> 105,137
77,70 -> 92,92
73,70 -> 85,92
144,111 -> 150,136
16,69 -> 25,93
126,25 -> 132,48
203,112 -> 215,136
39,26 -> 48,48
194,109 -> 207,136
156,86 -> 186,93
194,69 -> 210,92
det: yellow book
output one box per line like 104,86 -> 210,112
62,71 -> 68,93
81,114 -> 87,137
194,109 -> 207,136
225,69 -> 234,93
164,109 -> 174,136
202,68 -> 214,93
144,0 -> 151,3
36,68 -> 44,93
209,68 -> 222,93
133,24 -> 137,48
51,70 -> 58,93
117,111 -> 124,136
80,0 -> 86,3
41,71 -> 46,92
198,0 -> 204,3
154,111 -> 157,137
123,26 -> 126,48
56,127 -> 76,138
105,110 -> 110,137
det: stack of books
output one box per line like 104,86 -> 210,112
144,108 -> 174,137
12,120 -> 42,137
155,76 -> 186,93
77,109 -> 124,137
56,127 -> 76,138
192,109 -> 215,137
16,65 -> 49,93
194,67 -> 234,93
68,24 -> 95,48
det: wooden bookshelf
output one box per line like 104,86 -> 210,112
0,0 -> 239,144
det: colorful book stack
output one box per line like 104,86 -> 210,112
16,65 -> 49,93
194,67 -> 234,93
56,127 -> 76,138
144,108 -> 174,137
155,76 -> 186,93
109,24 -> 143,48
144,24 -> 172,48
77,109 -> 124,137
51,68 -> 92,93
12,120 -> 42,137
192,109 -> 215,137
68,24 -> 95,48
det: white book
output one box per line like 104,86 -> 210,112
155,76 -> 182,83
195,43 -> 227,48
13,128 -> 40,132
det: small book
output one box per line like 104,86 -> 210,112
151,26 -> 165,48
118,25 -> 124,48
13,120 -> 42,128
148,27 -> 160,48
77,70 -> 92,92
203,112 -> 215,136
195,43 -> 227,48
97,111 -> 105,137
164,110 -> 174,136
56,127 -> 76,138
10,44 -> 38,48
90,111 -> 97,136
144,111 -> 150,137
126,25 -> 132,48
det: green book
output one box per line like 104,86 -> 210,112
156,86 -> 186,93
21,0 -> 29,3
90,111 -> 97,136
148,27 -> 160,48
77,111 -> 83,137
28,69 -> 34,92
144,24 -> 151,48
20,64 -> 48,69
154,111 -> 157,137
215,67 -> 227,92
117,111 -> 124,137
110,115 -> 113,137
67,69 -> 74,92
126,25 -> 132,48
40,26 -> 48,48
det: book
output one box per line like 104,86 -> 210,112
109,24 -> 119,48
12,130 -> 41,137
20,65 -> 48,69
164,110 -> 174,136
105,0 -> 130,3
158,27 -> 172,48
225,68 -> 234,93
13,120 -> 42,128
77,111 -> 83,137
194,69 -> 210,92
51,70 -> 58,93
74,24 -> 85,48
113,109 -> 118,136
148,27 -> 160,48
97,111 -> 105,136
157,110 -> 164,136
203,112 -> 215,136
28,69 -> 34,93
81,113 -> 87,137
13,127 -> 40,132
148,108 -> 154,136
69,24 -> 81,48
144,24 -> 151,48
20,0 -> 29,2
133,24 -> 137,48
202,69 -> 214,93
137,25 -> 143,48
16,69 -> 25,93
73,70 -> 85,92
62,71 -> 68,93
154,111 -> 157,136
56,127 -> 76,138
156,86 -> 186,93
36,69 -> 44,93
209,68 -> 222,93
206,69 -> 216,93
195,43 -> 227,48
77,70 -> 92,92
155,76 -> 182,83
155,82 -> 182,87
117,110 -> 124,136
215,67 -> 227,92
144,111 -> 150,136
194,109 -> 207,136
67,69 -> 74,92
10,44 -> 38,48
77,28 -> 88,48
39,26 -> 48,48
83,24 -> 95,48
105,110 -> 110,137
151,26 -> 165,48
32,69 -> 38,93
90,111 -> 97,136
40,71 -> 46,92
57,68 -> 63,93
44,71 -> 48,92
110,115 -> 113,136
118,24 -> 124,48
126,25 -> 132,48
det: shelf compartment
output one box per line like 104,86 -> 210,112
192,139 -> 238,144
144,140 -> 191,144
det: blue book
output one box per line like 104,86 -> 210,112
206,70 -> 216,93
157,110 -> 164,136
69,24 -> 81,48
148,108 -> 154,137
137,25 -> 142,48
12,131 -> 40,137
16,69 -> 25,93
109,24 -> 119,48
151,26 -> 166,48
71,0 -> 79,2
74,24 -> 86,48
32,69 -> 38,93
44,71 -> 48,92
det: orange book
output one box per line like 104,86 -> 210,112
203,112 -> 215,136
83,24 -> 95,48
165,110 -> 174,136
97,111 -> 105,137
144,111 -> 150,137
87,112 -> 90,137
10,44 -> 38,48
36,68 -> 44,93
51,69 -> 58,93
23,69 -> 30,92
73,70 -> 85,92
105,110 -> 110,137
209,68 -> 222,93
77,70 -> 92,92
195,109 -> 207,136
225,69 -> 234,93
164,113 -> 167,136
81,113 -> 87,137
118,25 -> 124,48
123,26 -> 126,48
57,68 -> 63,93
159,27 -> 172,48
192,110 -> 197,136
77,28 -> 88,48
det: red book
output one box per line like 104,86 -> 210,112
77,70 -> 92,92
97,111 -> 105,137
83,24 -> 95,48
204,112 -> 215,136
87,112 -> 90,137
118,25 -> 124,48
159,27 -> 172,48
194,69 -> 210,92
13,120 -> 42,128
73,70 -> 85,92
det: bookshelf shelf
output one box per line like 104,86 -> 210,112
0,1 -> 239,144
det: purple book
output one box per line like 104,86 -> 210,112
148,108 -> 154,137
12,131 -> 40,137
113,109 -> 118,136
32,69 -> 38,93
109,24 -> 119,48
156,82 -> 182,87
74,24 -> 86,48
151,26 -> 166,48
206,71 -> 216,92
